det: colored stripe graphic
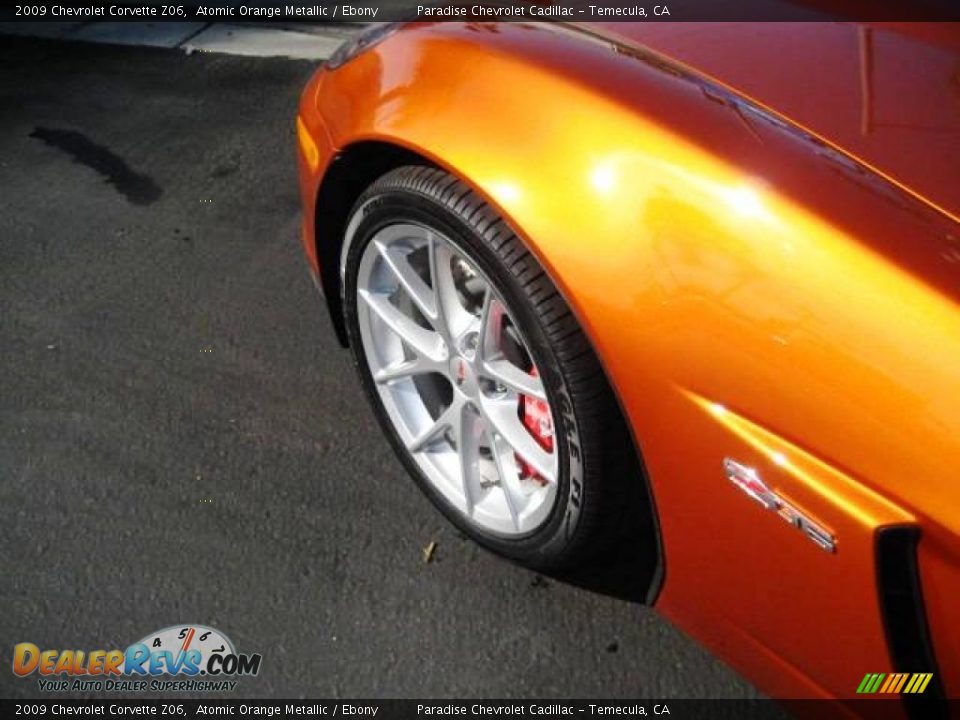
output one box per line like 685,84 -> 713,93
857,672 -> 932,694
906,673 -> 932,693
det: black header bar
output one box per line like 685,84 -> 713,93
1,0 -> 958,23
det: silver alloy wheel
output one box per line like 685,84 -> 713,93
355,222 -> 559,536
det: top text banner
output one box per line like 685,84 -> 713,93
3,0 -> 958,22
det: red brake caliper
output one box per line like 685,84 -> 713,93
517,367 -> 553,485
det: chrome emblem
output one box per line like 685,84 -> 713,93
723,458 -> 836,553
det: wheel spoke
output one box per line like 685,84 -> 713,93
358,288 -> 445,361
477,288 -> 497,361
457,404 -> 482,516
477,293 -> 547,400
487,427 -> 523,531
431,240 -> 475,341
373,356 -> 435,384
407,398 -> 461,453
479,397 -> 556,484
482,358 -> 547,401
375,239 -> 438,325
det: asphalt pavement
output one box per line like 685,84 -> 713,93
0,37 -> 760,700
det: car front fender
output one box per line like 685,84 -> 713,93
298,21 -> 960,699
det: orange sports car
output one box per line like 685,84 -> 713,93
295,20 -> 960,708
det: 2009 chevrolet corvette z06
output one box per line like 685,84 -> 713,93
295,20 -> 960,706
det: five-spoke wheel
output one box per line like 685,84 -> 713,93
356,223 -> 558,536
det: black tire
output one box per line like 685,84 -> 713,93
341,166 -> 637,570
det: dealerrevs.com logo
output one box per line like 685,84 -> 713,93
13,624 -> 262,692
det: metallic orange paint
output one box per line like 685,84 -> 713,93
296,21 -> 960,699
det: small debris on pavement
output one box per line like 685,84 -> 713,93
422,540 -> 437,564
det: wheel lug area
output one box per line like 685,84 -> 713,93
480,378 -> 508,399
449,355 -> 479,397
457,331 -> 479,360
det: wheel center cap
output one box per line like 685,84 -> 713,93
451,356 -> 478,397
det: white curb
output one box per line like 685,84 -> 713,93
0,21 -> 353,60
73,21 -> 207,48
183,23 -> 345,59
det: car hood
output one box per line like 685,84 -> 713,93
582,22 -> 960,222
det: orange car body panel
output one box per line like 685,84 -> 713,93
296,21 -> 960,699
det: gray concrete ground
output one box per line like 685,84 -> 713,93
0,37 -> 760,700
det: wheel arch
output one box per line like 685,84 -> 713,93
312,135 -> 665,602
